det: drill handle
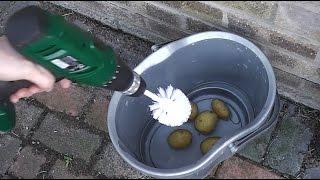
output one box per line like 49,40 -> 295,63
0,80 -> 33,102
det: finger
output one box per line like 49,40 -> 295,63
25,64 -> 55,92
22,90 -> 34,98
28,85 -> 43,94
35,65 -> 55,91
10,94 -> 19,103
23,85 -> 45,98
10,85 -> 44,103
13,88 -> 31,99
9,89 -> 28,103
58,79 -> 72,89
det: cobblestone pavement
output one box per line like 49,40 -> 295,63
0,2 -> 319,179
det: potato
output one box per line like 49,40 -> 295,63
200,137 -> 220,154
189,102 -> 198,120
212,99 -> 230,119
194,111 -> 218,135
167,129 -> 192,149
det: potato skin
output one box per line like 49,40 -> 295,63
194,111 -> 218,135
212,99 -> 230,119
189,102 -> 198,121
200,137 -> 220,154
167,129 -> 192,149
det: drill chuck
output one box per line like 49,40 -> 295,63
103,57 -> 146,96
122,71 -> 145,96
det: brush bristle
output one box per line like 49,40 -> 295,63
149,85 -> 191,127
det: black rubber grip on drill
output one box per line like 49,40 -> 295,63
106,59 -> 133,92
0,80 -> 33,102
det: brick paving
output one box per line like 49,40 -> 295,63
33,84 -> 94,117
94,143 -> 148,179
0,2 -> 319,179
14,100 -> 44,137
33,113 -> 102,163
263,104 -> 313,176
8,146 -> 46,179
238,122 -> 275,163
215,156 -> 283,179
49,160 -> 94,179
0,135 -> 21,175
84,88 -> 112,133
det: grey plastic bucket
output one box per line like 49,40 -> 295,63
108,31 -> 279,179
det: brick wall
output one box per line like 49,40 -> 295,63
48,1 -> 320,110
4,1 -> 320,110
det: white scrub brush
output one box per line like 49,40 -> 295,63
144,85 -> 191,127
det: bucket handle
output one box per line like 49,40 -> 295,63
151,37 -> 184,52
230,92 -> 280,151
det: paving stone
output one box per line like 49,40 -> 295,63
94,142 -> 148,179
215,156 -> 283,179
33,113 -> 102,162
237,99 -> 287,163
0,135 -> 21,174
238,124 -> 275,163
304,167 -> 320,179
84,88 -> 111,133
14,100 -> 44,137
263,104 -> 313,176
8,146 -> 46,179
32,84 -> 93,116
50,160 -> 93,179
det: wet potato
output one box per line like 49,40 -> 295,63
200,137 -> 220,155
189,102 -> 198,120
194,111 -> 218,135
167,129 -> 192,150
212,99 -> 230,120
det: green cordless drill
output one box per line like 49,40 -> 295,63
0,6 -> 146,132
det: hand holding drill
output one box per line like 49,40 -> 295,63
0,35 -> 71,103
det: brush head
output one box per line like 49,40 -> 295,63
148,85 -> 191,127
